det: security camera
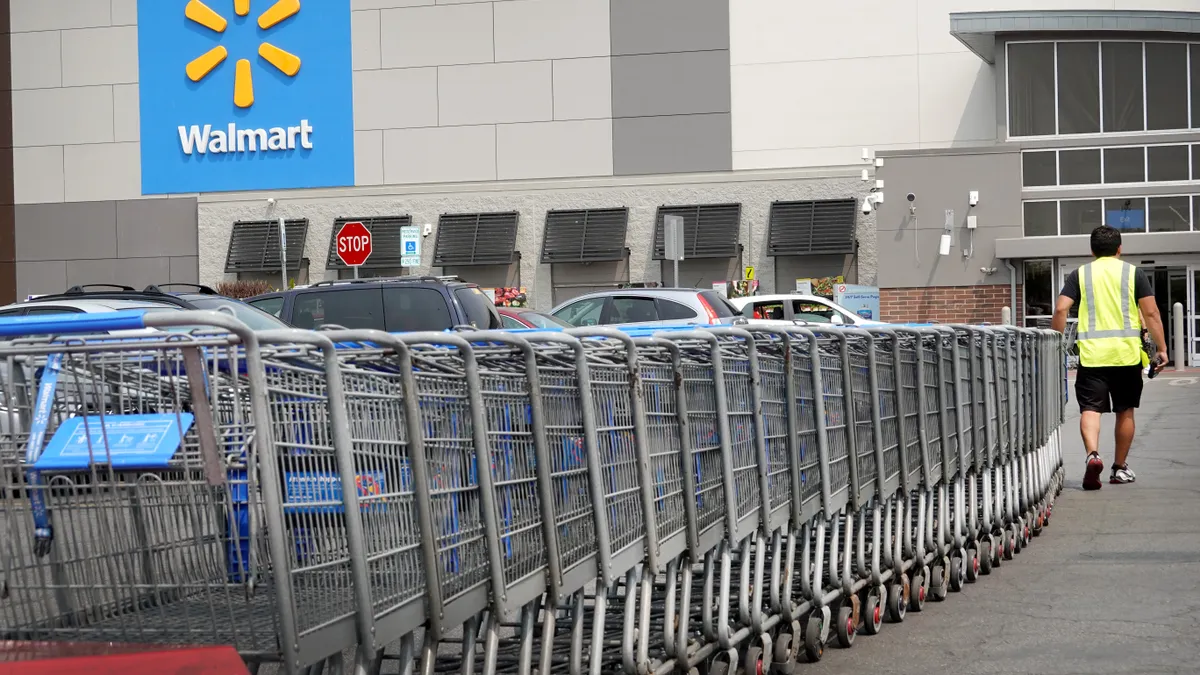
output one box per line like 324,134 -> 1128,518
906,193 -> 916,203
862,198 -> 874,215
266,197 -> 276,206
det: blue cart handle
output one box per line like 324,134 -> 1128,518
0,310 -> 149,337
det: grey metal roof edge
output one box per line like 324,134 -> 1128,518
950,10 -> 1200,63
996,231 -> 1200,259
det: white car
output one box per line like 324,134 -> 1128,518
728,294 -> 886,327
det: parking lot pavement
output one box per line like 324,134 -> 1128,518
817,372 -> 1200,675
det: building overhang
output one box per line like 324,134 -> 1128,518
996,232 -> 1200,260
950,10 -> 1200,63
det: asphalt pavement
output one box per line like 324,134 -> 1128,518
815,371 -> 1200,675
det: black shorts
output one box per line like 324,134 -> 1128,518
1075,365 -> 1143,414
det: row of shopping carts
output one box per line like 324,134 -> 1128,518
0,310 -> 1066,675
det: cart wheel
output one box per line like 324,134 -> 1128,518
886,582 -> 907,623
743,646 -> 766,675
965,548 -> 980,583
804,616 -> 825,663
862,591 -> 883,635
709,657 -> 730,675
772,631 -> 796,675
929,564 -> 948,602
978,539 -> 993,575
835,605 -> 856,648
948,554 -> 965,592
908,572 -> 926,612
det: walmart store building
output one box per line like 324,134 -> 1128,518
3,1 -> 1200,361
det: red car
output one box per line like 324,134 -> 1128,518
497,307 -> 573,330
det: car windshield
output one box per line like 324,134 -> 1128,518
521,312 -> 572,329
454,287 -> 502,329
187,297 -> 292,330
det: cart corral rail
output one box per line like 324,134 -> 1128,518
0,310 -> 1067,675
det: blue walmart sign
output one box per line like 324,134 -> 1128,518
137,0 -> 355,194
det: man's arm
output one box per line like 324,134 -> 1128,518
1052,269 -> 1081,334
1051,294 -> 1074,334
1138,295 -> 1168,371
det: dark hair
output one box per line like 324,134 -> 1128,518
1091,226 -> 1121,257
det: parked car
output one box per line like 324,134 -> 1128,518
0,284 -> 291,331
550,289 -> 742,328
497,308 -> 573,330
246,276 -> 502,332
727,294 -> 885,326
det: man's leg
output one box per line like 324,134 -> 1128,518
1080,410 -> 1102,456
1109,366 -> 1143,484
1114,409 -> 1135,468
1075,367 -> 1109,491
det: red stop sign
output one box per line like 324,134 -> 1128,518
336,221 -> 372,267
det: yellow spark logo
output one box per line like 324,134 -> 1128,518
185,0 -> 301,109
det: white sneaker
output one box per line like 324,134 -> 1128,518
1110,465 -> 1136,484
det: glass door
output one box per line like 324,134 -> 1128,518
1189,266 -> 1200,368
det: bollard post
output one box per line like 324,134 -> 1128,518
1173,302 -> 1186,371
1001,306 -> 1012,326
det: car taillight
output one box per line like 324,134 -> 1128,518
697,295 -> 721,325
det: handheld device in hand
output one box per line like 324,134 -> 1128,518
1147,356 -> 1162,380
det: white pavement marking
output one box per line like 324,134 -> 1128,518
1166,377 -> 1197,386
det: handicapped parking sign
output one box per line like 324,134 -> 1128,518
400,224 -> 421,267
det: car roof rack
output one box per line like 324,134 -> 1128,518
145,283 -> 219,296
29,286 -> 193,308
63,284 -> 138,294
304,275 -> 470,289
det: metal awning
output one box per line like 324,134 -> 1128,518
225,219 -> 309,273
541,208 -> 629,264
652,204 -> 742,260
951,10 -> 1200,63
434,212 -> 520,266
767,199 -> 857,257
325,216 -> 411,269
996,231 -> 1200,259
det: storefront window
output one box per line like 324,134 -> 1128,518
1104,198 -> 1147,232
1060,200 -> 1103,236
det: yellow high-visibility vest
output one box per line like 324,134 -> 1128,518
1076,257 -> 1142,367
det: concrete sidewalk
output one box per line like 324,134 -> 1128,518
818,372 -> 1200,675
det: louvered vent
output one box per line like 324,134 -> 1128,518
434,212 -> 520,266
767,200 -> 857,256
541,208 -> 629,263
225,219 -> 309,273
652,204 -> 742,260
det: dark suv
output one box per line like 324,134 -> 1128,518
245,276 -> 502,332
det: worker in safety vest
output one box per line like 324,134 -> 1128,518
1052,226 -> 1167,490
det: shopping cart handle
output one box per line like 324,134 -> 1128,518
0,309 -> 148,337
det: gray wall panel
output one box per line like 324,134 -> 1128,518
613,114 -> 732,175
116,199 -> 200,258
611,51 -> 731,118
609,0 -> 732,175
610,0 -> 729,55
15,201 -> 117,262
15,261 -> 68,300
13,197 -> 200,297
876,148 -> 1022,288
66,257 -> 171,289
170,257 -> 200,283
